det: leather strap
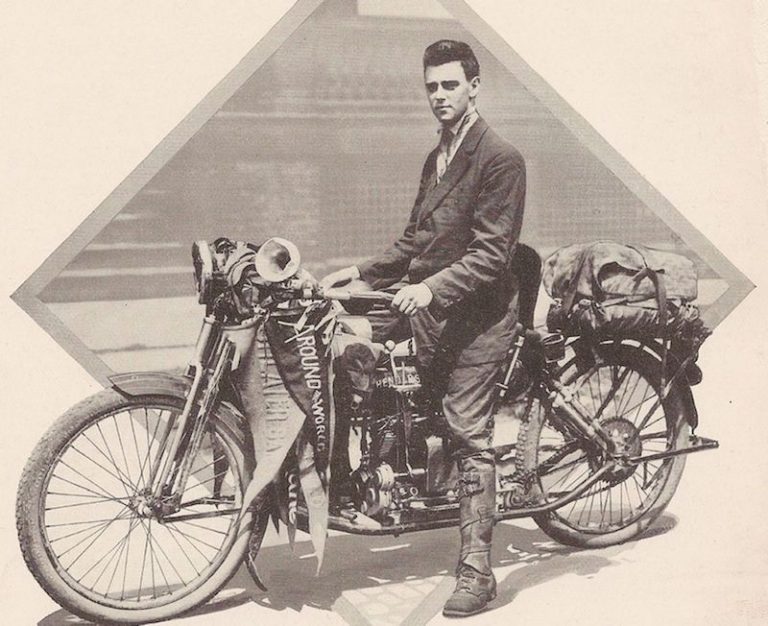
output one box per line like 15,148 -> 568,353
562,246 -> 592,314
626,244 -> 669,392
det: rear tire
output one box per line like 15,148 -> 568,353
16,388 -> 253,624
518,343 -> 690,548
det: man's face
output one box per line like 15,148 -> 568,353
424,61 -> 479,127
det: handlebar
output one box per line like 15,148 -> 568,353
257,280 -> 395,307
321,287 -> 394,304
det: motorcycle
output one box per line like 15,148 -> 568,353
16,236 -> 719,624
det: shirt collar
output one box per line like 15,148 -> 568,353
438,105 -> 478,140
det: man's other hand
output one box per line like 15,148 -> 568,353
319,265 -> 360,290
392,283 -> 433,316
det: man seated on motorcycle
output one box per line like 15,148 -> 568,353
320,39 -> 526,618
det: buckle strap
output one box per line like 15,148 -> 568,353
455,473 -> 483,498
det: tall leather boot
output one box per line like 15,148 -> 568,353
329,373 -> 357,504
443,453 -> 497,618
329,401 -> 354,504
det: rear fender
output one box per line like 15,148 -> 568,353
615,340 -> 700,430
570,339 -> 700,430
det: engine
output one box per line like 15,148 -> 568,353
347,360 -> 459,522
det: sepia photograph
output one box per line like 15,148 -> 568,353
1,1 -> 766,624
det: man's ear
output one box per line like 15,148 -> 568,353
469,75 -> 480,98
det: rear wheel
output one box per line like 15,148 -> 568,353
518,344 -> 690,548
16,388 -> 253,624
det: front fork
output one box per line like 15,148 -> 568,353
149,317 -> 235,511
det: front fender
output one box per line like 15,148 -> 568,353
109,371 -> 253,456
109,371 -> 193,398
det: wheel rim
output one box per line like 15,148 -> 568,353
533,361 -> 681,534
40,400 -> 243,610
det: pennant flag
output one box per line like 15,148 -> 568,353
264,302 -> 336,485
235,300 -> 337,569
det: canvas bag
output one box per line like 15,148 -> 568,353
542,241 -> 698,307
542,240 -> 701,341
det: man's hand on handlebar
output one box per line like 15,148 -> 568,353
318,267 -> 432,314
392,283 -> 433,316
319,265 -> 360,290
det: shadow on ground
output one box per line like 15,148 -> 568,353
38,514 -> 678,625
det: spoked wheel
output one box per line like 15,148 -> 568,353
518,343 -> 691,548
16,388 -> 253,624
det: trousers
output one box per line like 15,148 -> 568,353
371,300 -> 515,459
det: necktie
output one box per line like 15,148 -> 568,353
436,128 -> 454,183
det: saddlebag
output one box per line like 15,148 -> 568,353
542,241 -> 706,340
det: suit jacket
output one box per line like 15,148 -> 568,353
357,116 -> 526,365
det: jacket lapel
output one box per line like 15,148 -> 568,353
417,117 -> 489,227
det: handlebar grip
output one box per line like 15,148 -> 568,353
323,288 -> 394,304
350,291 -> 395,303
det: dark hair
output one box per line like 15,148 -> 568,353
423,40 -> 480,80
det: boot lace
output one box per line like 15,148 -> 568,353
455,565 -> 480,593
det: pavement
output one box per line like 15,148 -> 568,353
26,504 -> 768,626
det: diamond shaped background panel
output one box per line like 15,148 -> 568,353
28,0 -> 731,376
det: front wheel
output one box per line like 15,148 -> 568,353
16,387 -> 253,625
518,343 -> 691,548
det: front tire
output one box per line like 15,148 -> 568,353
518,343 -> 691,548
16,387 -> 253,624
